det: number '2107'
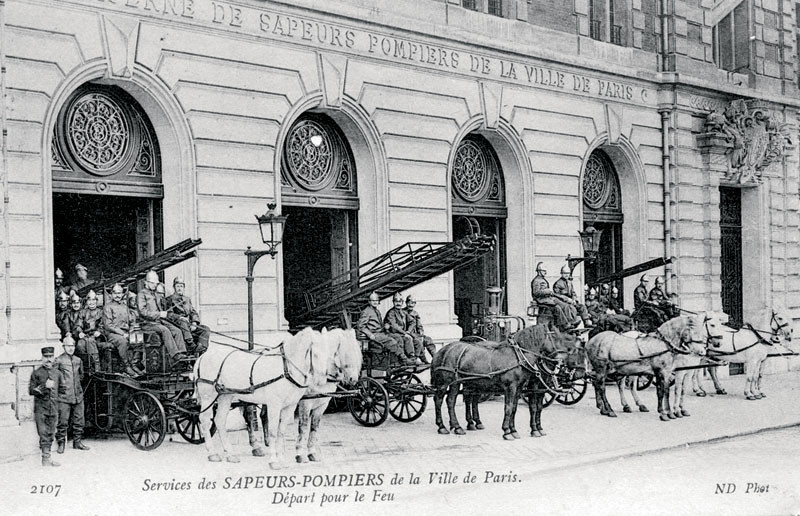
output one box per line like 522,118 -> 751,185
30,484 -> 61,497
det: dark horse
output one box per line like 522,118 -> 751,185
431,324 -> 585,440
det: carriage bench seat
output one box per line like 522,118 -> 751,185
527,301 -> 554,327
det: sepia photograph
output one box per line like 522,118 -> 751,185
0,0 -> 799,514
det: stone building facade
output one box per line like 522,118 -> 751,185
1,0 -> 799,438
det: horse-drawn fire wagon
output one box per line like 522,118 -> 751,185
76,238 -> 207,450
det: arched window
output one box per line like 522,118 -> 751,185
451,134 -> 506,218
52,85 -> 161,197
281,113 -> 357,209
51,83 -> 163,290
583,149 -> 623,290
451,133 -> 506,336
280,113 -> 359,322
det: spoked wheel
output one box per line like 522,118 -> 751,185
555,377 -> 588,405
173,392 -> 207,445
348,377 -> 389,427
123,391 -> 167,451
542,390 -> 556,408
387,372 -> 427,422
636,374 -> 654,390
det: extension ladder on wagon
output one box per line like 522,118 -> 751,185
290,233 -> 496,330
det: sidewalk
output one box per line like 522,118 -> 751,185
3,368 -> 800,468
2,369 -> 798,516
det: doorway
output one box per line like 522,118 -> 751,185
282,206 -> 358,323
720,186 -> 743,329
453,216 -> 506,336
52,193 -> 162,288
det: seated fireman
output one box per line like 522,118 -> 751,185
103,283 -> 142,376
404,294 -> 437,364
165,277 -> 210,354
57,294 -> 101,372
137,270 -> 187,367
357,292 -> 416,366
384,292 -> 421,365
531,262 -> 581,329
81,290 -> 111,364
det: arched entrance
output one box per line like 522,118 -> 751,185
582,149 -> 623,296
451,134 -> 507,336
51,83 -> 163,289
280,113 -> 359,324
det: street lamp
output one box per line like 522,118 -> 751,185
245,203 -> 288,350
565,225 -> 604,275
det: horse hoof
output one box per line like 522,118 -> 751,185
475,423 -> 485,430
667,413 -> 676,419
638,405 -> 649,413
673,412 -> 683,418
252,447 -> 266,457
503,433 -> 515,441
437,427 -> 450,435
208,454 -> 223,463
453,427 -> 466,436
623,406 -> 632,413
296,455 -> 308,464
606,411 -> 617,418
511,431 -> 520,439
226,455 -> 240,464
757,393 -> 766,399
530,430 -> 543,438
466,422 -> 476,431
695,391 -> 707,398
660,414 -> 671,421
746,395 -> 756,400
681,410 -> 690,417
308,454 -> 320,462
716,389 -> 727,395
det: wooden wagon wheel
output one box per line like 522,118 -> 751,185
387,372 -> 427,423
348,377 -> 389,427
171,390 -> 216,445
555,377 -> 588,405
123,391 -> 167,451
542,390 -> 556,408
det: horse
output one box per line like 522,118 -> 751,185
611,312 -> 724,417
690,309 -> 794,400
294,328 -> 361,463
431,323 -> 584,440
193,327 -> 336,467
667,313 -> 725,418
586,314 -> 713,421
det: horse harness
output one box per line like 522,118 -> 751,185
705,324 -> 775,357
195,341 -> 311,410
435,333 -> 565,392
607,329 -> 698,367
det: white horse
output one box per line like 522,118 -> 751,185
194,327 -> 334,468
587,313 -> 719,421
613,312 -> 723,416
295,328 -> 362,463
691,309 -> 794,400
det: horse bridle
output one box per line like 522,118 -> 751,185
703,314 -> 723,348
770,310 -> 791,341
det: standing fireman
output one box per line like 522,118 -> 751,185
55,336 -> 90,453
29,346 -> 62,467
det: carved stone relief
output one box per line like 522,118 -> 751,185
701,99 -> 794,185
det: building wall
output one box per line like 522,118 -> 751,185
1,0 -> 800,434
